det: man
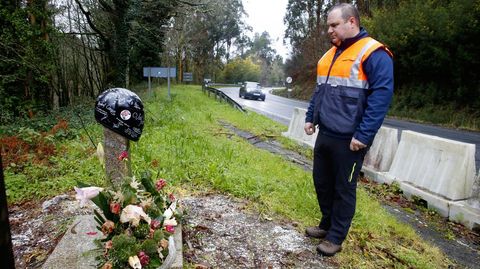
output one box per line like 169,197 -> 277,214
304,3 -> 393,256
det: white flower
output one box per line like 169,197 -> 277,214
128,255 -> 141,269
120,205 -> 151,226
163,218 -> 177,226
163,201 -> 177,220
139,197 -> 153,209
109,190 -> 125,204
96,142 -> 104,166
74,187 -> 103,207
163,208 -> 173,220
130,177 -> 141,190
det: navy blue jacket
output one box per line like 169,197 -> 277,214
305,28 -> 394,145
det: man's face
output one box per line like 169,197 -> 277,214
327,9 -> 356,46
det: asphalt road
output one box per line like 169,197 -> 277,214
218,86 -> 480,170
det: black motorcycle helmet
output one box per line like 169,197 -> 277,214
94,88 -> 144,141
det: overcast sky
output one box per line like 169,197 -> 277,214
242,0 -> 290,60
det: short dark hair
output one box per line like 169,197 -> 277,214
329,3 -> 360,26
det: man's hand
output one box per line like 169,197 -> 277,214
304,122 -> 315,135
350,137 -> 366,151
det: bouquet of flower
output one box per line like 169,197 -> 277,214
75,170 -> 181,269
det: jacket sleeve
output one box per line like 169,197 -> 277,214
305,85 -> 319,123
353,49 -> 394,145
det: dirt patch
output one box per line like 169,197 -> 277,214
182,194 -> 335,268
10,192 -> 335,269
9,193 -> 91,269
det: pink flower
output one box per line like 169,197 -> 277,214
138,251 -> 150,266
165,225 -> 175,233
155,179 -> 167,191
110,203 -> 121,214
150,219 -> 161,230
105,240 -> 113,250
118,151 -> 128,161
101,220 -> 115,235
101,262 -> 113,269
168,193 -> 175,202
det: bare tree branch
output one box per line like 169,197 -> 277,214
73,0 -> 108,45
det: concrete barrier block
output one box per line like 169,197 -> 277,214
361,166 -> 394,184
363,127 -> 399,172
387,131 -> 476,200
399,182 -> 451,217
282,107 -> 316,148
449,201 -> 480,230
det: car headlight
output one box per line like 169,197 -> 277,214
246,88 -> 252,92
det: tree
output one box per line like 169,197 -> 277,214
0,0 -> 56,115
163,0 -> 247,83
365,0 -> 480,109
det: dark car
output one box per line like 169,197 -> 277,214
239,81 -> 266,101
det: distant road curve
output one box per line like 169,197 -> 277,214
217,86 -> 480,169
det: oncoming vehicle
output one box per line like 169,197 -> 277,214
239,81 -> 266,101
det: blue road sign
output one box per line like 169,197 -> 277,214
143,67 -> 176,78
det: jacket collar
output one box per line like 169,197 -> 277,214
335,27 -> 369,51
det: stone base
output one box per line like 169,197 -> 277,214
42,215 -> 183,269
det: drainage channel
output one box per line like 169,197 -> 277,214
218,120 -> 313,171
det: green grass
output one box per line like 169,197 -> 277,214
4,84 -> 451,268
388,100 -> 480,131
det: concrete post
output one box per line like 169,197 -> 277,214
103,128 -> 131,188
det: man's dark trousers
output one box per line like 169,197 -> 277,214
313,132 -> 367,245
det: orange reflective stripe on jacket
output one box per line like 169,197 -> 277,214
317,37 -> 393,89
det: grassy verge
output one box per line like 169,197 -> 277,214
4,85 -> 451,268
389,100 -> 480,131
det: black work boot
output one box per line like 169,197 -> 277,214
305,226 -> 327,239
317,240 -> 342,256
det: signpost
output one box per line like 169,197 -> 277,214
183,72 -> 193,82
286,76 -> 293,98
143,67 -> 177,99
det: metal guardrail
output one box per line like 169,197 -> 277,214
202,84 -> 245,112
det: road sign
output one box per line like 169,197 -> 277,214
143,67 -> 176,78
183,72 -> 193,82
286,76 -> 292,83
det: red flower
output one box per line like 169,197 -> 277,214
150,219 -> 161,230
110,203 -> 121,214
165,225 -> 175,233
118,151 -> 128,161
138,251 -> 150,266
168,193 -> 175,202
155,179 -> 167,191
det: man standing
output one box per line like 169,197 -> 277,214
304,3 -> 393,256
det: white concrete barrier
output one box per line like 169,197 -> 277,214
386,131 -> 476,201
363,126 -> 399,172
282,107 -> 316,148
